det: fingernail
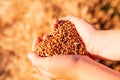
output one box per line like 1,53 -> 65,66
36,36 -> 42,43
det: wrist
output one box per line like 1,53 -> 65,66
92,30 -> 120,60
76,56 -> 120,80
85,29 -> 99,55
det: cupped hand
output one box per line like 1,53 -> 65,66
28,15 -> 120,80
61,15 -> 120,60
28,53 -> 120,80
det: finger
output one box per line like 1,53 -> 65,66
39,68 -> 57,79
28,53 -> 57,79
32,37 -> 42,51
51,19 -> 59,31
42,34 -> 49,41
60,16 -> 99,58
59,15 -> 96,45
28,53 -> 82,79
28,53 -> 75,71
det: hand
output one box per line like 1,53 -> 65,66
28,54 -> 120,80
61,16 -> 120,60
28,15 -> 120,80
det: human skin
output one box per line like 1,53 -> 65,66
62,16 -> 120,60
28,16 -> 120,80
28,54 -> 120,80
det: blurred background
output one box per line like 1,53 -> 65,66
0,0 -> 120,80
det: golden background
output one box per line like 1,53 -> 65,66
0,0 -> 120,80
